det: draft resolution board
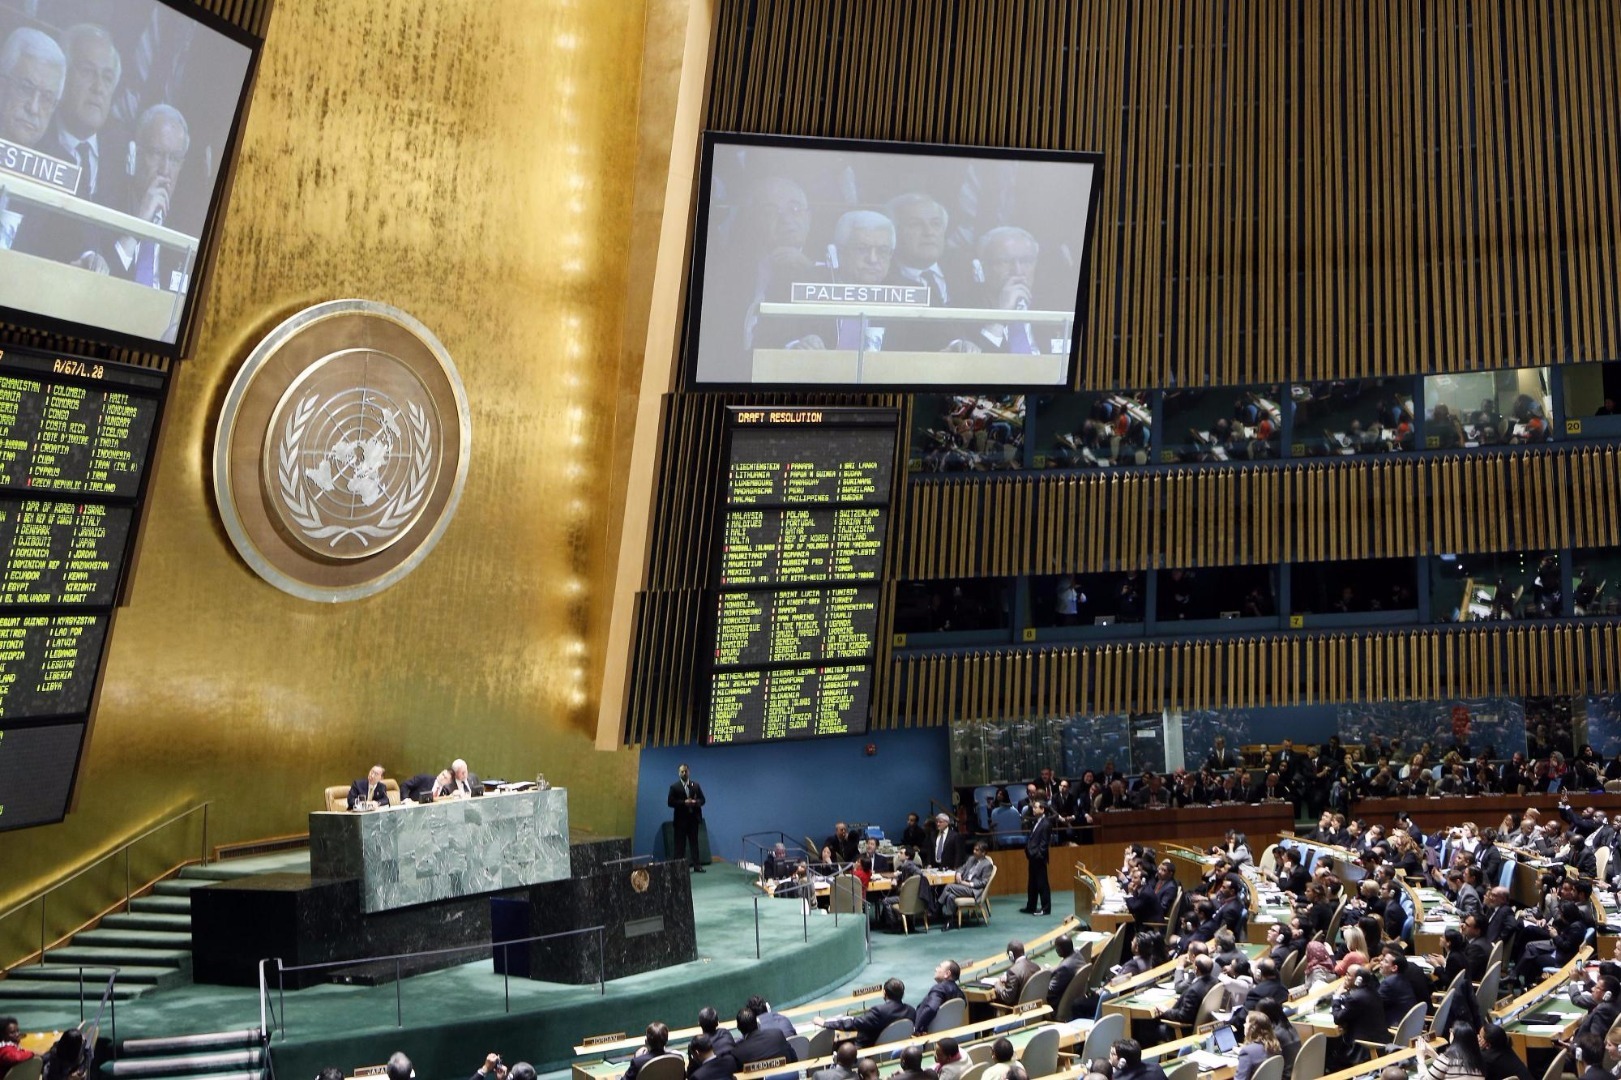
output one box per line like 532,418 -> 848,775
705,407 -> 897,745
0,346 -> 166,832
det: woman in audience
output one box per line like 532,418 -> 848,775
1300,882 -> 1334,938
1413,1021 -> 1485,1080
1253,1001 -> 1300,1080
1334,926 -> 1370,977
1111,932 -> 1167,982
1430,928 -> 1470,988
39,1030 -> 92,1080
1389,831 -> 1425,879
1234,1013 -> 1282,1080
1302,939 -> 1337,989
1219,954 -> 1254,1010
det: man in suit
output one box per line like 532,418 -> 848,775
1483,887 -> 1521,946
448,758 -> 482,797
928,813 -> 964,870
667,763 -> 706,872
933,841 -> 992,926
912,960 -> 964,1035
891,1046 -> 934,1080
731,1008 -> 796,1068
1460,913 -> 1493,981
1205,736 -> 1241,771
1156,954 -> 1216,1043
1329,968 -> 1390,1069
1021,801 -> 1053,915
745,997 -> 797,1041
1254,772 -> 1290,803
622,1022 -> 684,1080
1572,976 -> 1619,1043
1151,860 -> 1182,919
992,941 -> 1040,1007
696,1007 -> 736,1064
815,978 -> 915,1047
0,28 -> 64,149
825,823 -> 862,864
87,103 -> 194,289
1110,1040 -> 1168,1080
346,765 -> 389,810
686,1036 -> 735,1080
810,1042 -> 859,1080
1244,958 -> 1288,1010
1376,946 -> 1418,1028
1044,935 -> 1085,1018
1275,738 -> 1300,783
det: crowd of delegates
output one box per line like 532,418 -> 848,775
1429,395 -> 1553,448
1102,796 -> 1621,1078
970,734 -> 1621,830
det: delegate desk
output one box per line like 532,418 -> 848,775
1088,803 -> 1295,845
1102,944 -> 1266,1021
1352,793 -> 1621,837
1495,948 -> 1594,1057
310,788 -> 571,913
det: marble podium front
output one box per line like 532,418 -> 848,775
309,788 -> 570,912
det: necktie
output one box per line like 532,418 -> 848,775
1008,322 -> 1035,354
928,268 -> 947,304
74,140 -> 93,197
135,241 -> 158,287
936,833 -> 945,862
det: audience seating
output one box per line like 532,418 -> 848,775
637,1059 -> 685,1080
955,864 -> 998,927
875,1018 -> 913,1046
927,998 -> 967,1034
1249,1055 -> 1283,1080
1019,1025 -> 1061,1078
1291,1033 -> 1327,1080
894,874 -> 930,934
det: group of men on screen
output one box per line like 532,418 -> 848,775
1,22 -> 195,287
727,174 -> 1057,362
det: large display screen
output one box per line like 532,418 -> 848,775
0,0 -> 259,355
687,133 -> 1101,389
0,720 -> 85,829
705,407 -> 897,745
0,346 -> 164,830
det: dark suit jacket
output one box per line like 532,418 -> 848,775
928,830 -> 964,870
1575,999 -> 1620,1043
690,1056 -> 737,1080
1162,974 -> 1215,1025
833,998 -> 916,1047
1377,973 -> 1417,1028
1462,938 -> 1492,982
912,978 -> 964,1034
1332,986 -> 1391,1045
994,956 -> 1041,1006
437,773 -> 483,798
624,1050 -> 683,1080
732,1029 -> 796,1066
707,1029 -> 737,1061
668,779 -> 705,824
1045,955 -> 1086,1015
1485,904 -> 1519,944
1245,979 -> 1288,1010
1026,814 -> 1052,861
346,779 -> 388,810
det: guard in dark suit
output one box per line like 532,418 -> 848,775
732,1008 -> 797,1067
346,765 -> 389,810
1022,802 -> 1053,915
816,979 -> 915,1047
928,814 -> 964,870
667,764 -> 706,872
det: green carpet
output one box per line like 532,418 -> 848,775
18,857 -> 1079,1080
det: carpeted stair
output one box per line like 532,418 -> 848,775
100,1028 -> 266,1080
1,859 -> 300,1023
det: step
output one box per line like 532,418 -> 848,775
47,945 -> 188,968
120,1029 -> 262,1055
131,895 -> 195,915
177,865 -> 258,882
153,879 -> 214,897
73,928 -> 192,949
102,1048 -> 262,1077
101,912 -> 192,933
102,1072 -> 264,1080
30,961 -> 180,985
0,977 -> 145,1001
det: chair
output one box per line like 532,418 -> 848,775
992,967 -> 1053,1015
1362,1003 -> 1424,1054
1163,984 -> 1227,1036
1291,1033 -> 1327,1080
1258,844 -> 1278,877
895,873 -> 930,934
639,1059 -> 686,1080
828,874 -> 864,915
1085,926 -> 1129,993
5,1059 -> 44,1080
785,1035 -> 810,1062
1605,780 -> 1621,794
1019,1025 -> 1061,1078
1475,961 -> 1502,1017
1073,874 -> 1096,928
956,863 -> 998,927
1081,1011 -> 1125,1062
1250,1056 -> 1284,1080
1054,962 -> 1093,1022
1540,1048 -> 1569,1080
803,835 -> 821,861
805,1027 -> 836,1058
1281,948 -> 1305,988
1162,1059 -> 1198,1080
990,805 -> 1025,847
1430,971 -> 1466,1035
967,1043 -> 999,1065
956,1064 -> 991,1080
1599,847 -> 1612,882
874,1018 -> 913,1046
928,997 -> 967,1034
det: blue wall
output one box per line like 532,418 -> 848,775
635,727 -> 952,865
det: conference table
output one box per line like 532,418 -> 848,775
1494,948 -> 1595,1057
755,866 -> 957,899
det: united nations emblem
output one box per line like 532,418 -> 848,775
213,301 -> 471,601
630,868 -> 651,893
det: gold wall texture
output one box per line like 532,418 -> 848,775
0,0 -> 694,937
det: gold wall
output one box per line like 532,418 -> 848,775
0,0 -> 695,940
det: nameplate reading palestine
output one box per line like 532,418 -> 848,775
0,138 -> 82,195
789,283 -> 930,306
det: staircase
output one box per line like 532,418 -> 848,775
101,1029 -> 266,1080
0,855 -> 308,1026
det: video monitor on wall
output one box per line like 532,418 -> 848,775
685,132 -> 1102,390
0,0 -> 260,356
